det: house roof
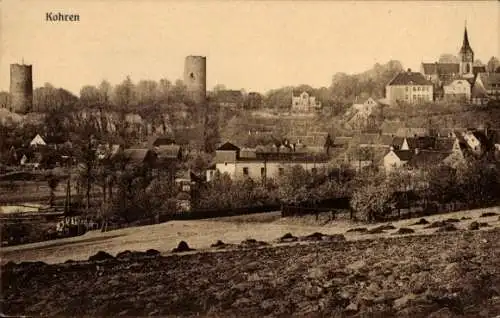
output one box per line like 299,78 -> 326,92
217,142 -> 240,151
434,138 -> 455,152
30,134 -> 46,146
388,71 -> 433,86
477,72 -> 500,90
155,144 -> 181,160
240,148 -> 257,158
122,148 -> 153,165
393,150 -> 414,161
404,136 -> 437,150
442,78 -> 472,87
421,63 -> 460,75
396,127 -> 429,138
152,136 -> 176,147
473,65 -> 486,74
381,121 -> 404,135
408,150 -> 450,168
334,137 -> 352,147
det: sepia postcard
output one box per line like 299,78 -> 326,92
1,0 -> 500,317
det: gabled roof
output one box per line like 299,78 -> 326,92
30,134 -> 46,146
217,142 -> 240,151
421,63 -> 460,75
408,150 -> 451,168
388,71 -> 432,86
393,150 -> 414,161
404,136 -> 437,150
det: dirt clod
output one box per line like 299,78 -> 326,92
172,241 -> 194,253
435,224 -> 458,232
394,228 -> 415,235
88,251 -> 114,262
346,227 -> 367,233
279,233 -> 298,243
480,212 -> 498,217
413,218 -> 430,225
468,222 -> 480,231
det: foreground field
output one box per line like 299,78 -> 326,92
1,207 -> 499,265
2,226 -> 500,317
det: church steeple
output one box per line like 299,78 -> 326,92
460,23 -> 474,56
458,22 -> 474,77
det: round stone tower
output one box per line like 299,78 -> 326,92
10,63 -> 33,113
183,56 -> 206,105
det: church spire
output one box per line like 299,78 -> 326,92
460,22 -> 473,55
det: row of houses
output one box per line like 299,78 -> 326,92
208,126 -> 500,182
385,27 -> 500,106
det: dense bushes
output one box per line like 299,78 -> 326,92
196,171 -> 279,210
350,159 -> 500,222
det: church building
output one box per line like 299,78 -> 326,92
420,25 -> 486,100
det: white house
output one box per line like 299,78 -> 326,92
385,70 -> 434,106
383,149 -> 413,173
291,91 -> 322,112
212,142 -> 330,181
443,79 -> 471,102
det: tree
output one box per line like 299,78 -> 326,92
351,181 -> 393,222
135,80 -> 158,106
98,80 -> 112,106
487,56 -> 500,73
80,85 -> 101,108
47,174 -> 60,207
0,92 -> 10,110
112,76 -> 136,109
73,124 -> 99,211
324,133 -> 334,153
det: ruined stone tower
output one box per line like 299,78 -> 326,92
183,56 -> 207,105
10,63 -> 33,113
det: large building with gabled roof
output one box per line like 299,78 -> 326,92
385,69 -> 433,106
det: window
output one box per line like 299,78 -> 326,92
243,167 -> 249,175
405,87 -> 409,91
413,87 -> 416,91
278,167 -> 284,175
311,168 -> 318,174
224,162 -> 227,166
261,167 -> 266,177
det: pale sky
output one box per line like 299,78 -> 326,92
1,0 -> 499,95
